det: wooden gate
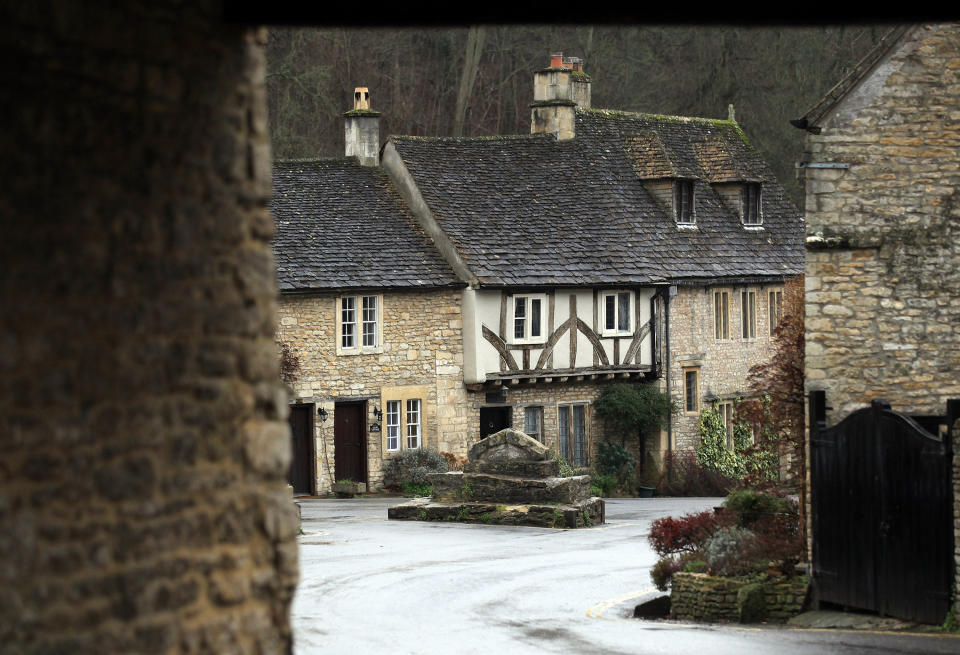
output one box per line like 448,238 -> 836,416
809,392 -> 956,624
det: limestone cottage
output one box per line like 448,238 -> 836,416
272,56 -> 803,495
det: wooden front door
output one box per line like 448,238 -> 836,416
479,406 -> 512,439
287,404 -> 314,495
334,403 -> 366,483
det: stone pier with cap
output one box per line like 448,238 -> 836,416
388,428 -> 605,528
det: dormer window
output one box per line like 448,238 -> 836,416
674,179 -> 695,225
742,182 -> 762,225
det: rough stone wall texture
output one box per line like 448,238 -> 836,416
668,283 -> 782,451
803,23 -> 960,424
670,572 -> 808,623
490,381 -> 609,466
0,3 -> 297,653
276,289 -> 469,492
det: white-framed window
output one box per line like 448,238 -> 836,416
674,179 -> 695,225
338,294 -> 382,354
769,289 -> 783,335
406,399 -> 421,449
714,290 -> 729,340
683,368 -> 700,414
524,406 -> 544,442
341,296 -> 357,348
509,293 -> 547,344
362,295 -> 378,347
558,403 -> 588,466
741,290 -> 756,339
600,290 -> 634,336
741,183 -> 762,226
385,400 -> 401,451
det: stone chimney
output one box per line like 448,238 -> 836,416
344,86 -> 380,166
530,53 -> 591,141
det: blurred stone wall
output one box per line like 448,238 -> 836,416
0,2 -> 297,652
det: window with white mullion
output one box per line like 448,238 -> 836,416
362,295 -> 378,347
341,297 -> 357,348
406,399 -> 421,449
742,183 -> 762,225
509,294 -> 546,344
601,290 -> 633,336
514,297 -> 527,340
524,406 -> 543,442
385,400 -> 400,451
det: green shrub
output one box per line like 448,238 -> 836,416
723,488 -> 796,527
737,583 -> 768,623
400,481 -> 433,497
590,473 -> 617,497
682,559 -> 707,573
553,452 -> 576,477
382,448 -> 448,489
651,552 -> 700,591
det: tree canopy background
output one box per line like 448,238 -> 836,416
266,25 -> 890,205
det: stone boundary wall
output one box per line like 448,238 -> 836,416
670,573 -> 808,623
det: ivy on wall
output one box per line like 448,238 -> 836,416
696,403 -> 777,481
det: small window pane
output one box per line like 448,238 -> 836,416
558,406 -> 570,461
514,297 -> 526,340
524,406 -> 543,442
341,297 -> 356,348
618,292 -> 630,332
605,295 -> 615,330
362,296 -> 377,347
685,370 -> 698,412
530,298 -> 541,338
572,405 -> 587,467
406,399 -> 421,449
386,400 -> 400,451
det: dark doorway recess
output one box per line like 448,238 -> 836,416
334,402 -> 367,483
287,404 -> 314,495
480,406 -> 512,439
809,393 -> 957,624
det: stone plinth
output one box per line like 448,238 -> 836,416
388,428 -> 604,528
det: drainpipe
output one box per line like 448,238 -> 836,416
665,285 -> 676,475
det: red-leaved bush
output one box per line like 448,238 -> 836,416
648,510 -> 734,557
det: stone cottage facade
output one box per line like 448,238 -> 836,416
271,157 -> 469,494
796,23 -> 960,424
793,22 -> 960,624
274,57 -> 803,493
381,56 -> 803,467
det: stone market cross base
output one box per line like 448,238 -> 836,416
388,496 -> 605,528
388,428 -> 605,529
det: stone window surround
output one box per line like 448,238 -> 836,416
380,384 -> 427,454
557,401 -> 590,466
599,289 -> 635,337
718,400 -> 735,449
714,289 -> 730,340
507,292 -> 548,345
336,293 -> 384,356
523,405 -> 544,442
769,288 -> 783,335
741,289 -> 757,340
683,367 -> 700,414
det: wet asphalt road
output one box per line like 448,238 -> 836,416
292,496 -> 959,654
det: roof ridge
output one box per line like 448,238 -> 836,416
388,133 -> 555,144
582,108 -> 738,128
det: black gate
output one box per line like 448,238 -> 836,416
809,392 -> 957,624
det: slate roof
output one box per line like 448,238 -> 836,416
389,110 -> 804,287
270,159 -> 462,292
